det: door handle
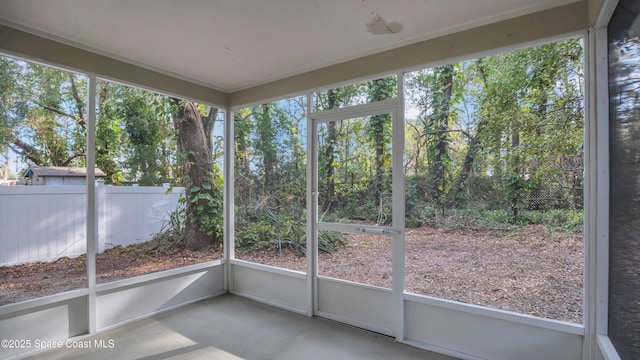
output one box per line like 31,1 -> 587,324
359,227 -> 401,235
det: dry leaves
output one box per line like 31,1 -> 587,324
1,225 -> 583,324
238,225 -> 583,323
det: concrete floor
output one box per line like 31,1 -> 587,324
28,294 -> 456,360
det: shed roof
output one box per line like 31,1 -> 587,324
25,166 -> 106,178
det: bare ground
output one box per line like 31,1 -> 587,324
237,225 -> 584,323
0,242 -> 222,306
0,225 -> 583,323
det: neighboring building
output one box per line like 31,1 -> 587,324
24,166 -> 106,185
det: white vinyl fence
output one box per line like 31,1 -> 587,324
0,183 -> 184,266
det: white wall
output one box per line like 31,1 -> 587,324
0,185 -> 184,266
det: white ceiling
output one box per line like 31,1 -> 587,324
0,0 -> 579,93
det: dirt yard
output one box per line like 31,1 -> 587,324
0,242 -> 222,306
0,225 -> 583,323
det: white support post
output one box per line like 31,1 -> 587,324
594,23 -> 612,356
86,74 -> 97,334
584,12 -> 614,358
583,27 -> 597,360
96,180 -> 105,253
224,109 -> 235,292
584,2 -> 616,356
392,72 -> 406,341
306,92 -> 316,317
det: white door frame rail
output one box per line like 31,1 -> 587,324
309,97 -> 402,336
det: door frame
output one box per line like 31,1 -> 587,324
306,94 -> 406,338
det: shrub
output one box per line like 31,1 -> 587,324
538,209 -> 584,233
235,200 -> 346,254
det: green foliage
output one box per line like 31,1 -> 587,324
235,96 -> 310,252
404,38 -> 584,228
235,221 -> 276,250
1,37 -> 587,258
168,202 -> 186,236
520,209 -> 584,233
502,174 -> 536,220
235,199 -> 345,254
252,103 -> 280,184
118,87 -> 174,185
406,65 -> 461,214
1,57 -> 88,167
95,106 -> 122,184
0,58 -> 20,153
467,209 -> 513,228
405,206 -> 582,234
366,78 -> 395,198
313,76 -> 397,111
158,200 -> 186,245
317,232 -> 346,253
188,174 -> 223,241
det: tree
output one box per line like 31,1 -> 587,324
122,90 -> 166,185
172,100 -> 222,251
96,82 -> 177,186
253,103 -> 279,189
0,57 -> 19,155
96,81 -> 123,184
1,55 -> 226,251
322,90 -> 337,210
404,39 -> 583,221
449,58 -> 489,206
233,109 -> 251,174
366,78 -> 394,199
407,65 -> 457,213
476,40 -> 584,218
0,59 -> 88,168
429,65 -> 455,213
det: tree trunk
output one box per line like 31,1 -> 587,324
449,122 -> 484,205
368,78 -> 393,203
323,90 -> 337,210
430,64 -> 454,213
450,59 -> 488,205
173,100 -> 216,251
235,112 -> 250,170
8,139 -> 45,165
510,131 -> 521,218
259,103 -> 277,188
203,107 -> 217,158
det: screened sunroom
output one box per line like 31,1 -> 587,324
0,0 -> 637,359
